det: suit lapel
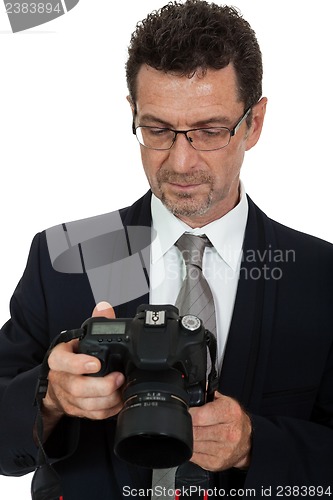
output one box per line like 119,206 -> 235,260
115,190 -> 152,318
219,197 -> 277,413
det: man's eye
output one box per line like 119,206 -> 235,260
200,128 -> 226,136
147,128 -> 170,136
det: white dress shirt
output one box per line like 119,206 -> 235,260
149,183 -> 249,370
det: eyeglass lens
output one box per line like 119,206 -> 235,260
136,127 -> 231,151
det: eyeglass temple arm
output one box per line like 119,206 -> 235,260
230,107 -> 252,137
132,108 -> 139,135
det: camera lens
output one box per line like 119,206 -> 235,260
114,369 -> 193,468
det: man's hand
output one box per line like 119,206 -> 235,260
41,302 -> 125,435
189,392 -> 252,472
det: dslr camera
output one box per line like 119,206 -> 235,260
78,304 -> 217,468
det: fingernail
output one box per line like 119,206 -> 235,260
95,301 -> 112,311
85,361 -> 98,372
116,374 -> 125,387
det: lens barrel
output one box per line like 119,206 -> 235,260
114,371 -> 193,468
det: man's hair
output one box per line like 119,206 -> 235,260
126,0 -> 263,111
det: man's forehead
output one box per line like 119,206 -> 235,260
134,64 -> 242,123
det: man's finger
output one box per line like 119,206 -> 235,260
48,339 -> 101,374
92,301 -> 116,319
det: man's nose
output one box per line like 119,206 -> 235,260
167,132 -> 199,172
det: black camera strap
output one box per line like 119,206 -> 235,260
205,329 -> 218,402
31,328 -> 83,500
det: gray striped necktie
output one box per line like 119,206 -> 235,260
151,233 -> 217,500
175,233 -> 216,338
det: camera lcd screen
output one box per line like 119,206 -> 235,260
91,322 -> 126,335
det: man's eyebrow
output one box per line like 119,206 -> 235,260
192,116 -> 234,127
138,113 -> 234,128
139,114 -> 173,127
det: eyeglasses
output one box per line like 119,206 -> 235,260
133,107 -> 252,151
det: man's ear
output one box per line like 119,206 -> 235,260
245,97 -> 268,151
127,95 -> 136,133
126,95 -> 135,114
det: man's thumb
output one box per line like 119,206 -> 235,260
92,301 -> 116,319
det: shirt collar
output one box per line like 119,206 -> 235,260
151,182 -> 248,271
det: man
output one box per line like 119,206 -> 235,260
0,1 -> 332,499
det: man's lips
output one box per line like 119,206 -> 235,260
167,181 -> 203,190
170,182 -> 200,187
157,171 -> 212,192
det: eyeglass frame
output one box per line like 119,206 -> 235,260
132,106 -> 252,151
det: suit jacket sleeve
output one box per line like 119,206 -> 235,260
0,194 -> 151,483
0,232 -> 93,476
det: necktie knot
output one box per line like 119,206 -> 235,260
175,233 -> 211,270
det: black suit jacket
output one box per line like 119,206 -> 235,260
0,191 -> 333,498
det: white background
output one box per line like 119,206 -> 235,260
0,0 -> 332,497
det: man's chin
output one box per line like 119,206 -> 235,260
161,192 -> 212,218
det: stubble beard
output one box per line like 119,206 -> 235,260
156,170 -> 214,218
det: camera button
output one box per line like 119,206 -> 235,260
181,315 -> 201,332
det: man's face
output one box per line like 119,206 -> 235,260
131,64 -> 266,227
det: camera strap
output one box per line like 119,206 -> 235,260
31,328 -> 83,500
205,329 -> 218,402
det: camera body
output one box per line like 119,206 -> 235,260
78,304 -> 215,468
79,304 -> 207,406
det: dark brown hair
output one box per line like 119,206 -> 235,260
126,0 -> 263,111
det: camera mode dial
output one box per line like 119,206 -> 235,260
181,315 -> 201,333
